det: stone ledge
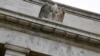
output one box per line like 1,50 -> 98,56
0,13 -> 100,49
0,7 -> 100,39
0,20 -> 100,53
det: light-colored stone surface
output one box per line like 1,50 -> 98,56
0,27 -> 100,56
0,0 -> 100,40
0,0 -> 41,17
0,0 -> 100,56
63,13 -> 100,35
5,49 -> 25,56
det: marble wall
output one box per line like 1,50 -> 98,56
0,0 -> 99,56
63,13 -> 100,36
0,0 -> 100,38
0,0 -> 41,17
0,27 -> 100,56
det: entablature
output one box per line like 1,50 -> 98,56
0,13 -> 100,51
0,0 -> 100,53
0,0 -> 100,35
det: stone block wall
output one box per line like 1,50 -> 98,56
0,27 -> 99,56
0,0 -> 41,17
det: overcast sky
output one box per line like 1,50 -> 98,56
53,0 -> 100,14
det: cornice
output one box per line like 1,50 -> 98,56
59,4 -> 100,21
0,14 -> 100,53
0,7 -> 100,39
50,1 -> 100,21
0,0 -> 100,53
0,13 -> 100,49
26,0 -> 100,21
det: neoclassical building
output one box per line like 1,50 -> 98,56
0,0 -> 100,56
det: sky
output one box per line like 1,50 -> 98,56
52,0 -> 100,14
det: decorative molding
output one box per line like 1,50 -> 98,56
0,7 -> 99,38
24,0 -> 100,21
0,13 -> 100,53
0,0 -> 100,54
0,13 -> 100,46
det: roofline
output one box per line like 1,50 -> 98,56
24,0 -> 100,21
41,0 -> 100,21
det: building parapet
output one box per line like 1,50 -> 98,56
25,0 -> 100,21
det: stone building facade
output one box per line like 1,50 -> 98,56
0,0 -> 100,56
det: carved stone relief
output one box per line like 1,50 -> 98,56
39,3 -> 65,22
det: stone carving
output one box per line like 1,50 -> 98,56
39,3 -> 65,22
53,6 -> 65,22
39,3 -> 52,19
